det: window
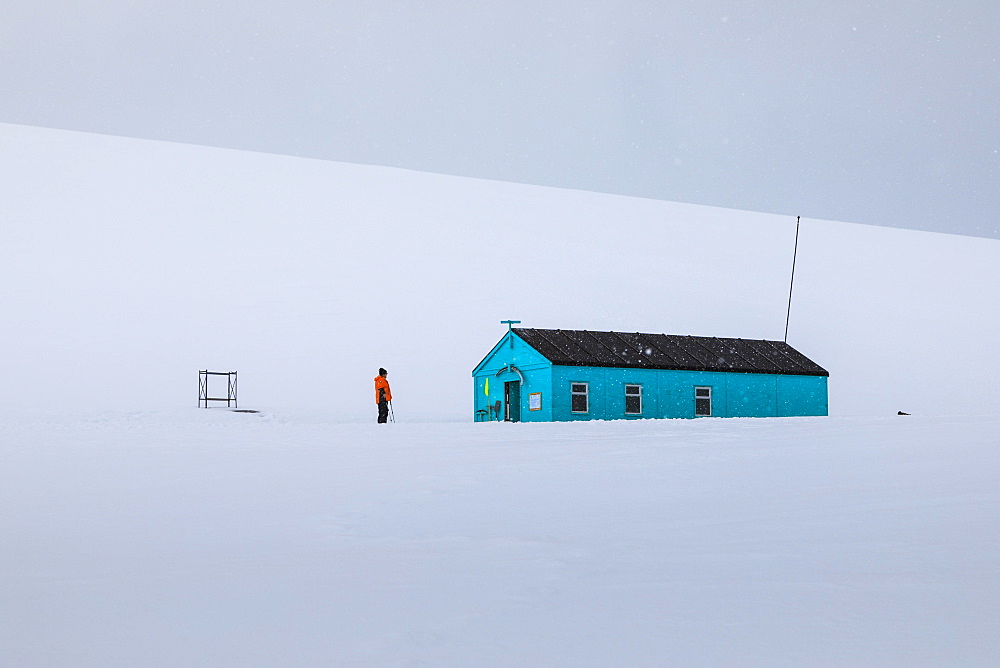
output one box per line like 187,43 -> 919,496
571,383 -> 589,413
625,384 -> 642,415
695,386 -> 712,416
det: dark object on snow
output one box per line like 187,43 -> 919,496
511,328 -> 828,377
898,411 -> 911,415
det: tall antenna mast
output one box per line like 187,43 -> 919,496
784,216 -> 801,343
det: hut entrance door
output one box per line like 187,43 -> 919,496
504,381 -> 521,422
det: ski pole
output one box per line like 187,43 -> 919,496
388,400 -> 395,423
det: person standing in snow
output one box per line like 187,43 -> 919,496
374,368 -> 392,423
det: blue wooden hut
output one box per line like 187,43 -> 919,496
472,327 -> 828,422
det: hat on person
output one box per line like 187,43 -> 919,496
379,368 -> 387,375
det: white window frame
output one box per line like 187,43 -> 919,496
695,386 -> 712,417
571,382 -> 589,413
625,384 -> 643,415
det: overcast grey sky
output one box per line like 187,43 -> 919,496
3,1 -> 998,238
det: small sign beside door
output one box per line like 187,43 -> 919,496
529,392 -> 542,411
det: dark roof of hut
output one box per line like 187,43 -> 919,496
512,328 -> 828,377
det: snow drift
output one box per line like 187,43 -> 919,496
2,124 -> 999,664
2,123 -> 999,420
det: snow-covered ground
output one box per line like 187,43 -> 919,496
2,123 -> 999,420
2,410 -> 998,665
2,124 -> 999,665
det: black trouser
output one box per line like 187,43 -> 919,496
378,400 -> 389,423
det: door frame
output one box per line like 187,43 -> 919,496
504,381 -> 521,422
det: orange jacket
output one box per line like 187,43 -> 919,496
374,375 -> 392,403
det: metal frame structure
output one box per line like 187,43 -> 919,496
198,370 -> 237,408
